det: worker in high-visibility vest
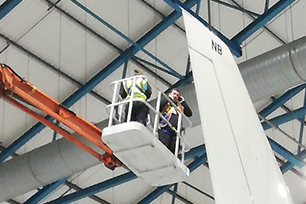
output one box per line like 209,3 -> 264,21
119,70 -> 152,126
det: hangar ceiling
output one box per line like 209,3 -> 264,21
1,0 -> 306,204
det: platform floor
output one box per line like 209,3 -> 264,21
102,122 -> 189,186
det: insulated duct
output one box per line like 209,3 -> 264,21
1,35 -> 306,202
239,35 -> 306,102
0,120 -> 108,202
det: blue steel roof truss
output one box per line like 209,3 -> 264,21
0,0 -> 22,20
0,0 -> 200,203
259,84 -> 306,117
0,0 -> 200,163
231,0 -> 296,45
0,0 -> 305,203
70,0 -> 184,80
258,84 -> 306,172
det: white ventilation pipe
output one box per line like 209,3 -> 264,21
0,120 -> 108,202
239,35 -> 306,102
1,35 -> 306,202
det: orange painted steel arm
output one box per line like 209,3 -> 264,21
4,94 -> 103,159
0,64 -> 121,170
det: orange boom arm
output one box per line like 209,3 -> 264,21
0,63 -> 121,170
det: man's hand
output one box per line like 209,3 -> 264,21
178,96 -> 185,103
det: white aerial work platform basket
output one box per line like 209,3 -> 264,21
102,76 -> 191,186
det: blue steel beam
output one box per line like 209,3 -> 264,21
24,177 -> 69,204
184,144 -> 205,160
261,106 -> 306,130
267,137 -> 304,168
44,0 -> 171,87
281,149 -> 306,173
195,0 -> 201,14
298,92 -> 306,153
259,84 -> 306,118
258,83 -> 306,171
46,172 -> 137,204
0,0 -> 22,20
164,0 -> 242,57
171,183 -> 178,204
260,105 -> 306,168
58,0 -> 198,108
0,0 -> 199,163
230,0 -> 286,45
71,0 -> 183,80
137,154 -> 207,204
231,0 -> 295,45
122,58 -> 128,79
281,162 -> 296,173
298,114 -> 305,153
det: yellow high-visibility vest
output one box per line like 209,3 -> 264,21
123,77 -> 148,100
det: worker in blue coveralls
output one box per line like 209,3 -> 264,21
119,70 -> 152,126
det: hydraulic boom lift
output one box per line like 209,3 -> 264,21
0,63 -> 121,170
